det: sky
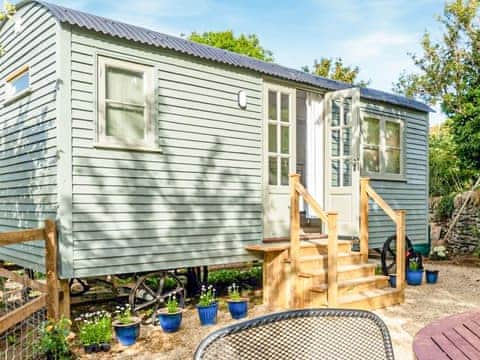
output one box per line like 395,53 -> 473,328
52,0 -> 447,124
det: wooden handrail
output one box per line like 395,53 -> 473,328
360,178 -> 406,290
290,174 -> 339,307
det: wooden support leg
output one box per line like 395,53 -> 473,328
59,279 -> 71,319
44,219 -> 60,321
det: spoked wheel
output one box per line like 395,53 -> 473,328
381,234 -> 415,276
69,278 -> 91,297
128,271 -> 186,324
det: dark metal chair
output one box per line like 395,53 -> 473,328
194,309 -> 395,360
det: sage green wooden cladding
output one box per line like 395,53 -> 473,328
0,3 -> 57,271
361,101 -> 429,249
69,29 -> 263,277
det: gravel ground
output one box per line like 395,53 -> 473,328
76,263 -> 480,360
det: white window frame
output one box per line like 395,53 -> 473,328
360,114 -> 405,181
4,64 -> 31,104
97,56 -> 156,149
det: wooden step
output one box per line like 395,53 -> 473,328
310,275 -> 390,297
297,252 -> 362,271
299,263 -> 376,283
299,239 -> 352,256
338,288 -> 404,310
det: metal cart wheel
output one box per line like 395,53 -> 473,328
128,271 -> 186,324
381,234 -> 421,275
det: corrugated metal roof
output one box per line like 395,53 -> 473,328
29,0 -> 433,113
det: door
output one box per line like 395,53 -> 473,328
263,83 -> 296,238
324,88 -> 361,237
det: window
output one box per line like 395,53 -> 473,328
5,65 -> 30,101
330,99 -> 353,187
98,57 -> 155,148
267,90 -> 292,186
362,116 -> 404,179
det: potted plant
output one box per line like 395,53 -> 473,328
406,258 -> 424,286
226,283 -> 248,319
197,285 -> 218,326
157,295 -> 183,333
113,304 -> 141,346
77,310 -> 112,353
426,269 -> 439,284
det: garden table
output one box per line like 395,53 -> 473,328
413,310 -> 480,360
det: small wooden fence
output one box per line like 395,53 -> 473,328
0,219 -> 68,336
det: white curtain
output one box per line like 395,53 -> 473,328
305,92 -> 324,219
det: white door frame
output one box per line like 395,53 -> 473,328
262,82 -> 296,238
324,88 -> 361,237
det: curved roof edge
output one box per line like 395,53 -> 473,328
12,0 -> 434,113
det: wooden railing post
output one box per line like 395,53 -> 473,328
327,212 -> 338,307
44,219 -> 60,320
396,210 -> 406,290
360,178 -> 370,263
289,174 -> 301,308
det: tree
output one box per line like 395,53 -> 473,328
0,1 -> 16,55
187,30 -> 274,62
303,57 -> 370,87
394,0 -> 480,173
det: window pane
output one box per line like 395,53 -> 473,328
268,91 -> 277,120
269,156 -> 278,185
331,129 -> 340,157
332,101 -> 340,127
106,103 -> 145,140
106,66 -> 144,104
364,118 -> 380,145
331,159 -> 340,187
385,148 -> 401,174
343,127 -> 351,156
343,159 -> 352,186
363,147 -> 379,173
268,124 -> 277,153
281,158 -> 289,185
9,72 -> 29,95
281,126 -> 289,154
343,100 -> 351,125
281,93 -> 289,122
386,121 -> 401,147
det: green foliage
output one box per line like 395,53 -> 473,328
435,194 -> 456,221
198,285 -> 216,307
227,283 -> 241,300
38,317 -> 72,359
188,30 -> 273,62
303,58 -> 370,87
0,1 -> 16,55
208,266 -> 262,293
408,258 -> 421,271
76,311 -> 112,346
114,304 -> 135,325
166,295 -> 178,314
394,0 -> 480,175
429,125 -> 470,196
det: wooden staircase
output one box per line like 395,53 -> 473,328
247,175 -> 406,311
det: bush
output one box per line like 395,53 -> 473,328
435,194 -> 455,221
208,266 -> 262,294
38,317 -> 72,359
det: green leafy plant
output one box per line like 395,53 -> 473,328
166,295 -> 179,314
76,310 -> 112,346
227,283 -> 241,301
409,259 -> 421,271
114,304 -> 135,325
435,194 -> 455,221
208,266 -> 262,294
37,317 -> 72,359
430,246 -> 449,260
198,285 -> 216,307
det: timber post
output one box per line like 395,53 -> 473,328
360,178 -> 370,262
44,219 -> 60,320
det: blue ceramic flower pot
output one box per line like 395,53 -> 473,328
426,270 -> 439,284
157,311 -> 182,333
406,270 -> 423,286
197,302 -> 218,326
389,274 -> 397,288
227,299 -> 248,320
113,319 -> 140,346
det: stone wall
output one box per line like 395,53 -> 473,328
430,190 -> 480,255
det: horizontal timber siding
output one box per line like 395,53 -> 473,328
0,3 -> 57,271
69,28 -> 263,277
361,101 -> 429,248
